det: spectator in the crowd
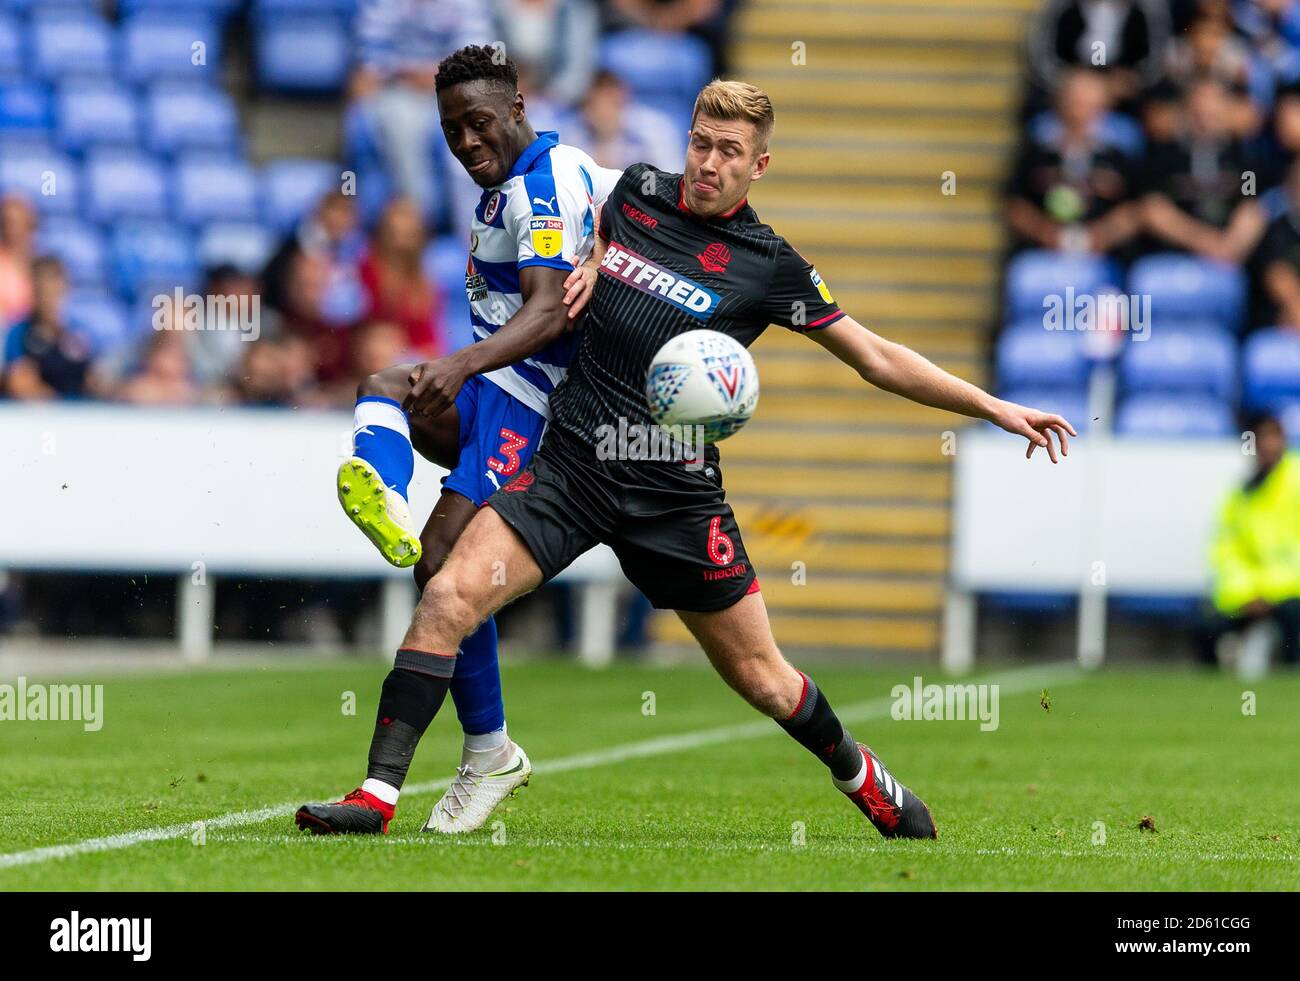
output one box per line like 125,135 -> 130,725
1139,77 -> 1264,261
188,265 -> 267,388
492,0 -> 599,106
1162,11 -> 1262,136
1257,157 -> 1300,327
279,250 -> 353,383
359,198 -> 444,356
0,195 -> 36,327
1141,77 -> 1184,143
1025,0 -> 1171,111
1197,411 -> 1300,668
263,190 -> 365,326
1,257 -> 101,400
228,337 -> 316,407
116,331 -> 198,407
320,318 -> 411,406
350,0 -> 492,221
605,0 -> 731,74
562,68 -> 684,170
1004,68 -> 1141,255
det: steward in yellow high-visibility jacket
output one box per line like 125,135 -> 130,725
1199,415 -> 1300,667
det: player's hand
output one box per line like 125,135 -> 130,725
991,400 -> 1077,463
404,356 -> 469,417
562,264 -> 598,320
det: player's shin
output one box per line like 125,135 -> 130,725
449,615 -> 511,768
352,396 -> 414,500
775,671 -> 865,783
362,648 -> 458,804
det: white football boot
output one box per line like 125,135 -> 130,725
422,743 -> 532,834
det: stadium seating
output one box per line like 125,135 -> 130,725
120,12 -> 222,84
84,148 -> 167,223
37,215 -> 105,288
1003,249 -> 1119,321
110,221 -> 198,299
253,14 -> 350,93
599,30 -> 712,127
1115,394 -> 1237,438
29,9 -> 116,83
1127,253 -> 1247,331
0,81 -> 52,135
55,80 -> 140,153
64,289 -> 130,355
1118,325 -> 1238,402
1,145 -> 80,214
995,319 -> 1091,390
172,153 -> 259,226
259,158 -> 339,233
1242,327 -> 1300,410
198,221 -> 276,277
0,14 -> 22,80
145,83 -> 241,156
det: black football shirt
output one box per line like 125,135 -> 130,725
546,162 -> 844,444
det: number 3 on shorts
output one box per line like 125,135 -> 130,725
488,428 -> 530,476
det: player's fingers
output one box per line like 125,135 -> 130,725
1050,423 -> 1070,457
1047,414 -> 1078,438
1043,428 -> 1059,464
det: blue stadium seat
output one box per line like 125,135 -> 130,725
260,158 -> 339,233
1003,249 -> 1118,321
1278,400 -> 1300,445
599,30 -> 712,127
110,221 -> 198,299
56,81 -> 140,153
84,148 -> 167,223
64,289 -> 130,355
119,0 -> 239,15
1109,594 -> 1201,620
145,83 -> 240,156
197,221 -> 276,276
995,321 -> 1090,390
426,235 -> 472,351
0,81 -> 52,134
0,145 -> 80,214
121,13 -> 222,85
1115,394 -> 1236,438
252,0 -> 357,12
981,591 -> 1077,617
1118,325 -> 1237,401
0,14 -> 22,80
995,386 -> 1093,435
37,216 -> 106,288
29,9 -> 115,83
1127,253 -> 1246,331
172,153 -> 258,225
254,15 -> 349,93
1242,327 -> 1300,411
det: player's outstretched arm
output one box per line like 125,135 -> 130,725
405,265 -> 572,416
810,314 -> 1077,462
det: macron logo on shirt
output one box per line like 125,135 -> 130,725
599,241 -> 719,320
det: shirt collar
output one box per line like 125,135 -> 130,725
508,130 -> 560,179
677,177 -> 747,220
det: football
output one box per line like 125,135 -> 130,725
644,329 -> 760,443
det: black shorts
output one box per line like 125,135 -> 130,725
485,427 -> 758,612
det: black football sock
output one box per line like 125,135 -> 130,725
776,672 -> 864,782
365,648 -> 457,791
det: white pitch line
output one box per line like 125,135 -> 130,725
0,664 -> 1077,871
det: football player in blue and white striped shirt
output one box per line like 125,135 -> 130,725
297,46 -> 620,838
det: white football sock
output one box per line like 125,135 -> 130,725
361,778 -> 400,806
462,727 -> 511,769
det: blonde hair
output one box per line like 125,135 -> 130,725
690,79 -> 775,154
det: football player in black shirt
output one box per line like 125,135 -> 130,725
367,81 -> 1075,840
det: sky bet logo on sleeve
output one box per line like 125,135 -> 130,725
529,217 -> 564,258
599,241 -> 720,319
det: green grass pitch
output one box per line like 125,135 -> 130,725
1,658 -> 1296,890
